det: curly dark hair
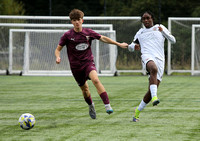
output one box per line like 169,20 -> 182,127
140,11 -> 155,22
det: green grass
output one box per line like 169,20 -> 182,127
0,75 -> 200,141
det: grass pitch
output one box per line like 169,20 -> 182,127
0,75 -> 200,141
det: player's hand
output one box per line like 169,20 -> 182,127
56,57 -> 61,64
135,44 -> 140,50
158,26 -> 163,32
119,42 -> 128,48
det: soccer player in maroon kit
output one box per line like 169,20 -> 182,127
55,9 -> 128,119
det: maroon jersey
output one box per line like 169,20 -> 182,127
59,28 -> 101,69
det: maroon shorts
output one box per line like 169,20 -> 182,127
71,62 -> 96,86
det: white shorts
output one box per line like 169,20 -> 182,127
141,54 -> 164,81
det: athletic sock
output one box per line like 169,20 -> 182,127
100,92 -> 110,104
84,95 -> 93,105
138,100 -> 147,111
105,104 -> 111,108
150,84 -> 157,98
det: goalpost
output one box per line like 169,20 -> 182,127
168,17 -> 200,75
0,23 -> 113,31
4,23 -> 113,75
9,29 -> 117,76
191,24 -> 200,75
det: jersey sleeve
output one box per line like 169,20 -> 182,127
59,32 -> 68,46
160,25 -> 176,44
128,29 -> 142,52
87,28 -> 101,40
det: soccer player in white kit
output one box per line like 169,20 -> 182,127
128,11 -> 176,122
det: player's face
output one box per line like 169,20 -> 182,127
71,18 -> 83,31
141,13 -> 153,28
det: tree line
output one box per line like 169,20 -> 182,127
1,0 -> 200,24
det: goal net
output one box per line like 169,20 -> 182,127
191,24 -> 200,75
168,18 -> 200,75
9,29 -> 117,76
0,16 -> 142,75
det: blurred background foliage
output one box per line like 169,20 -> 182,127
0,0 -> 200,28
0,0 -> 200,21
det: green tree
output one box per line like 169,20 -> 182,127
12,0 -> 200,19
0,0 -> 25,15
16,0 -> 103,16
192,6 -> 200,17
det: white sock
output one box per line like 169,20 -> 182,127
150,84 -> 157,98
105,104 -> 111,108
138,100 -> 147,111
105,104 -> 112,110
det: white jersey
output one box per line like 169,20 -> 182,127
128,24 -> 176,81
133,24 -> 176,61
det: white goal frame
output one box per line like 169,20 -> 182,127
4,23 -> 113,75
191,24 -> 200,75
0,23 -> 113,31
168,17 -> 200,75
9,29 -> 117,76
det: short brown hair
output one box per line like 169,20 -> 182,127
69,9 -> 84,20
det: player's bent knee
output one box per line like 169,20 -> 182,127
92,78 -> 100,85
150,66 -> 158,75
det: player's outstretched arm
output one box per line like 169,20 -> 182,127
99,35 -> 128,48
55,45 -> 63,64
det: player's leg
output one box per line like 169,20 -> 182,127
89,70 -> 113,114
146,60 -> 160,106
80,82 -> 96,119
143,80 -> 160,104
71,68 -> 96,119
80,81 -> 92,105
133,90 -> 149,122
133,60 -> 159,122
133,58 -> 163,122
133,74 -> 161,121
